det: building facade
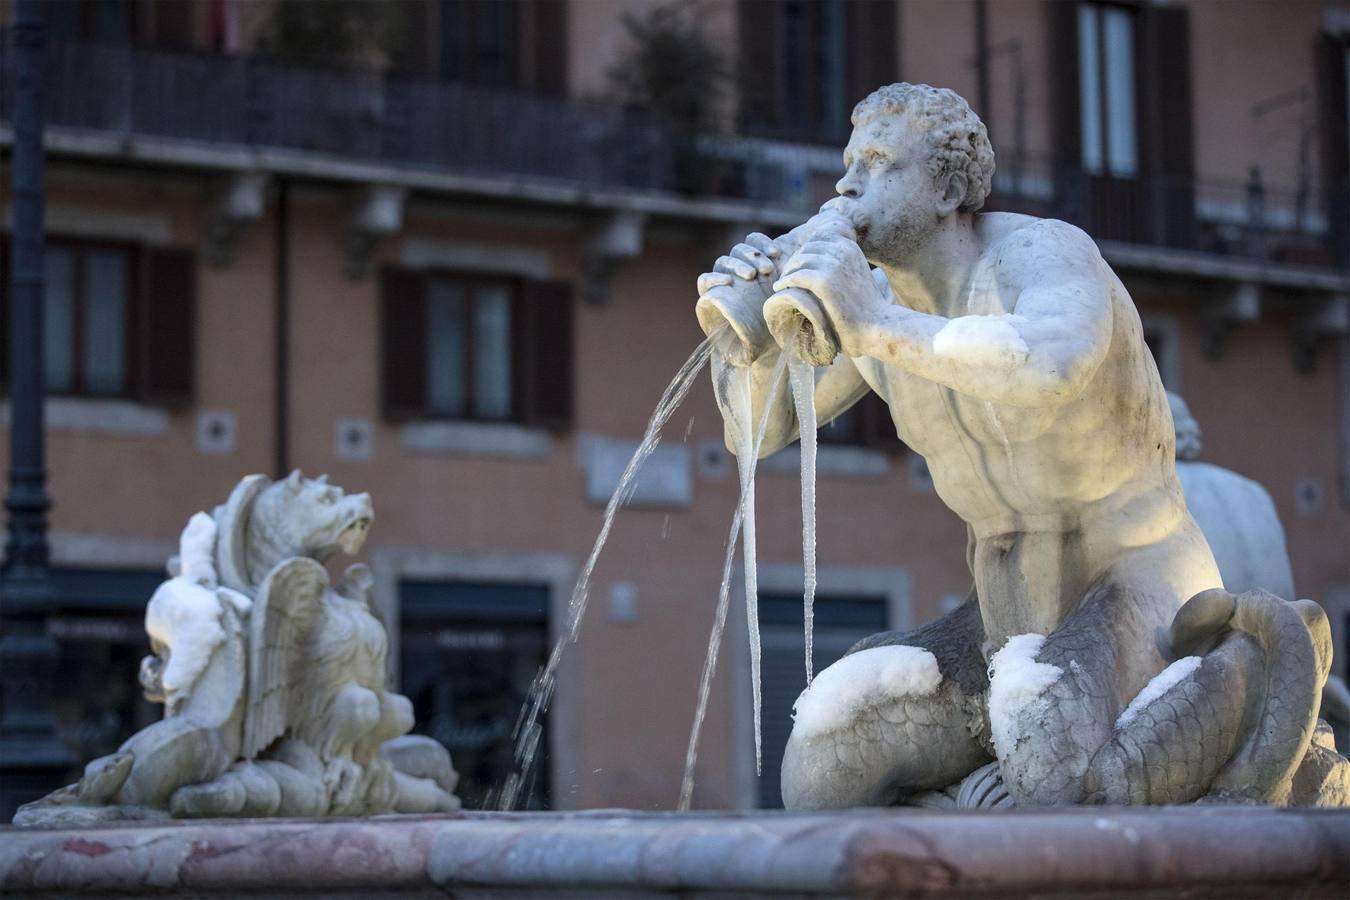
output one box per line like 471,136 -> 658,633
1,0 -> 1348,812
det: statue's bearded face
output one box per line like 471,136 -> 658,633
831,114 -> 943,268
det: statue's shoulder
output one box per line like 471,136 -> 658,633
979,214 -> 1105,282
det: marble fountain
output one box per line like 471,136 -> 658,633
3,84 -> 1347,898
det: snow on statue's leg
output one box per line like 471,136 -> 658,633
781,596 -> 993,809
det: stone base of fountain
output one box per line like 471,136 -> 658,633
4,807 -> 1347,898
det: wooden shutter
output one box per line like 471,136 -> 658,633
1140,3 -> 1196,247
1319,34 -> 1350,266
1047,0 -> 1085,224
137,246 -> 196,407
844,0 -> 898,113
527,0 -> 567,97
380,267 -> 428,420
519,278 -> 574,431
739,0 -> 780,132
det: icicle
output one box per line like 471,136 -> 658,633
711,350 -> 788,778
788,355 -> 818,685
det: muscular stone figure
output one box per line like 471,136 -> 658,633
696,84 -> 1342,808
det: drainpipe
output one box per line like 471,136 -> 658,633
274,178 -> 289,479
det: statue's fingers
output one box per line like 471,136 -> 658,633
731,242 -> 776,277
811,215 -> 858,243
713,254 -> 758,281
745,232 -> 780,258
797,238 -> 855,259
772,268 -> 832,300
779,252 -> 834,277
698,284 -> 747,310
698,271 -> 734,294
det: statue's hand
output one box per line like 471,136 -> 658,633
770,216 -> 886,359
694,232 -> 782,366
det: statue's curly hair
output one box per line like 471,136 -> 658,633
852,83 -> 996,214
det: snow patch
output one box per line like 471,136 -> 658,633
933,315 -> 1030,370
791,645 -> 941,739
144,578 -> 226,701
988,633 -> 1063,757
1115,656 -> 1202,729
178,512 -> 218,587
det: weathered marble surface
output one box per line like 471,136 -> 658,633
2,808 -> 1347,898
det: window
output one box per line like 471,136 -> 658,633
400,579 -> 551,810
431,0 -> 567,95
1077,2 -> 1138,178
42,241 -> 133,397
818,392 -> 908,454
740,0 -> 896,142
381,267 -> 573,428
0,238 -> 196,406
424,276 -> 515,420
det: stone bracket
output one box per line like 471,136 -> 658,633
1200,282 -> 1261,361
1292,295 -> 1350,373
345,185 -> 407,280
205,172 -> 268,267
582,211 -> 646,304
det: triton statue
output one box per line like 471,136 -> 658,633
14,472 -> 459,826
696,83 -> 1348,808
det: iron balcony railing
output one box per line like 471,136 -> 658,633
2,35 -> 1345,270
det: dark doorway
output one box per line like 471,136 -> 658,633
400,579 -> 551,809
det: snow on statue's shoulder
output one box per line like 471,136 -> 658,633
792,645 -> 941,739
932,314 -> 1030,371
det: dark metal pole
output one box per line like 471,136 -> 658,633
0,0 -> 72,821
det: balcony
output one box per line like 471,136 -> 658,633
1,36 -> 1345,276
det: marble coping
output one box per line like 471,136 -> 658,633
2,806 -> 1348,898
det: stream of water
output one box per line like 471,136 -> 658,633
497,332 -> 718,811
497,320 -> 822,810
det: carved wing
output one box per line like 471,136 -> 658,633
242,557 -> 328,759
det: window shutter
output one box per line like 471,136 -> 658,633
1047,0 -> 1085,223
1318,34 -> 1350,266
739,0 -> 780,131
1140,4 -> 1195,247
380,266 -> 428,420
138,246 -> 196,407
519,278 -> 574,431
528,0 -> 567,97
844,0 -> 898,113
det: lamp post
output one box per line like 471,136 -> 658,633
0,0 -> 72,821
